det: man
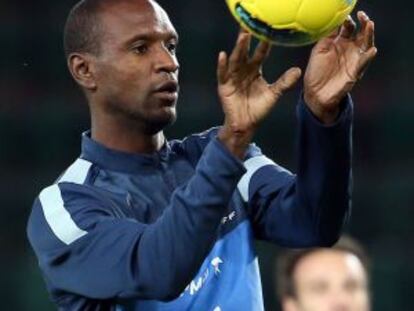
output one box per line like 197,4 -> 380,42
276,236 -> 371,311
26,0 -> 376,310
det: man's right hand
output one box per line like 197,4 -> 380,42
217,30 -> 302,159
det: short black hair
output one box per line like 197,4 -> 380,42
276,236 -> 370,299
63,0 -> 106,58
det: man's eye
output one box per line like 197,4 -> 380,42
167,43 -> 177,54
309,283 -> 328,294
132,45 -> 148,54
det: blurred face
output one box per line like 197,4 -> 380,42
284,250 -> 370,311
93,0 -> 180,133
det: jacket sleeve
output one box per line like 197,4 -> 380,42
27,138 -> 246,301
242,95 -> 353,247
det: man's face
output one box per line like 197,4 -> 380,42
284,250 -> 370,311
93,0 -> 180,133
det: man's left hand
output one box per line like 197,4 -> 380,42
304,11 -> 377,124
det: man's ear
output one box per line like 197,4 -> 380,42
67,53 -> 97,91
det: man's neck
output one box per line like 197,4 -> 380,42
91,113 -> 165,155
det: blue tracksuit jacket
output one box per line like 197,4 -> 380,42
27,96 -> 353,310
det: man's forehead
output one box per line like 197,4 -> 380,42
99,0 -> 176,39
100,0 -> 160,14
294,250 -> 366,282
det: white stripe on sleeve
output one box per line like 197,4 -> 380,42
237,155 -> 281,202
59,158 -> 92,184
238,156 -> 276,202
38,158 -> 92,245
39,185 -> 88,245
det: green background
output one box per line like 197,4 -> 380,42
1,0 -> 412,309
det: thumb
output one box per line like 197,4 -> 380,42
270,67 -> 302,99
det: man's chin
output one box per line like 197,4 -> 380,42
143,110 -> 177,135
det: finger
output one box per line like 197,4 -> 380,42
362,20 -> 375,51
314,27 -> 339,51
365,20 -> 375,49
251,40 -> 272,66
357,11 -> 369,32
228,31 -> 251,71
270,67 -> 302,99
355,46 -> 377,80
339,15 -> 356,39
217,51 -> 228,84
357,11 -> 375,50
326,27 -> 340,39
239,27 -> 249,34
237,28 -> 251,60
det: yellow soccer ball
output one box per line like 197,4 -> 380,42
225,0 -> 357,46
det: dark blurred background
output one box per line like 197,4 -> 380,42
1,0 -> 412,310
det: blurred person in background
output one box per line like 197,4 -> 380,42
26,0 -> 376,310
276,236 -> 371,311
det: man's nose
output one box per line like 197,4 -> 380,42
330,289 -> 353,311
154,46 -> 179,74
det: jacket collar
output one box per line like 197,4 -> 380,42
80,131 -> 171,173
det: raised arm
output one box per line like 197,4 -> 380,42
243,11 -> 376,247
216,29 -> 302,158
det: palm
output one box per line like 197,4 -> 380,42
219,68 -> 276,129
304,12 -> 377,111
306,39 -> 362,102
217,31 -> 301,133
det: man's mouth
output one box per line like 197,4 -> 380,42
153,81 -> 179,103
154,81 -> 179,93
